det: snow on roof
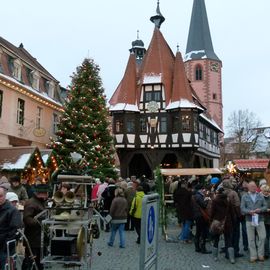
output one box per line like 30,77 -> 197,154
42,154 -> 49,164
200,114 -> 223,133
184,50 -> 206,61
0,73 -> 62,107
2,153 -> 31,170
165,99 -> 203,111
110,103 -> 139,112
143,73 -> 162,84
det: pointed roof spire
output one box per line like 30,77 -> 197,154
185,0 -> 219,61
150,0 -> 165,29
172,51 -> 193,102
166,51 -> 204,111
139,28 -> 175,105
109,53 -> 139,111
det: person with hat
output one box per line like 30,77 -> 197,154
9,175 -> 28,204
0,186 -> 22,270
6,192 -> 19,207
22,183 -> 49,270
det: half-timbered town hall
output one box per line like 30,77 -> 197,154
109,0 -> 223,178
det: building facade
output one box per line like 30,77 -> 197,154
0,37 -> 64,148
109,1 -> 222,178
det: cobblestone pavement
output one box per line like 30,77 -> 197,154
17,225 -> 270,269
90,228 -> 270,270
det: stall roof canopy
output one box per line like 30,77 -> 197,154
40,149 -> 54,165
160,168 -> 222,176
234,159 -> 270,171
0,146 -> 41,171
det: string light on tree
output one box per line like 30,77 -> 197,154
50,58 -> 116,178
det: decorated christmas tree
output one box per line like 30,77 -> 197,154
51,58 -> 116,178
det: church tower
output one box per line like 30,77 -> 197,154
184,0 -> 223,129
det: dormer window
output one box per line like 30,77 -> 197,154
12,59 -> 22,81
31,70 -> 40,90
48,81 -> 55,98
145,90 -> 161,102
195,65 -> 203,81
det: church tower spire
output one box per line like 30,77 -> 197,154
184,0 -> 223,129
185,0 -> 219,61
150,0 -> 165,29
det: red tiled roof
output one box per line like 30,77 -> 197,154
171,51 -> 193,103
110,27 -> 207,110
109,53 -> 137,105
139,28 -> 175,105
234,159 -> 270,170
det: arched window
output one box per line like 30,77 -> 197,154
195,65 -> 203,81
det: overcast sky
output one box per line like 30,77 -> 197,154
1,0 -> 270,133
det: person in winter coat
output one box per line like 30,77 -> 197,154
241,181 -> 267,263
6,192 -> 19,207
0,176 -> 10,191
210,188 -> 236,263
261,185 -> 270,258
173,180 -> 193,242
101,179 -> 117,232
0,186 -> 22,270
22,184 -> 49,270
129,185 -> 145,244
192,184 -> 211,254
222,179 -> 243,258
107,188 -> 128,248
124,182 -> 136,231
9,175 -> 28,204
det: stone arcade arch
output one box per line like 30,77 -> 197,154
128,154 -> 152,179
161,153 -> 178,169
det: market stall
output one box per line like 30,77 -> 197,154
0,146 -> 47,184
232,159 -> 269,181
156,167 -> 223,241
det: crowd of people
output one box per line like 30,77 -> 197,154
171,174 -> 270,264
91,175 -> 152,247
0,173 -> 152,269
1,172 -> 270,268
0,175 -> 49,270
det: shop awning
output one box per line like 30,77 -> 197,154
160,168 -> 222,176
234,159 -> 269,171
